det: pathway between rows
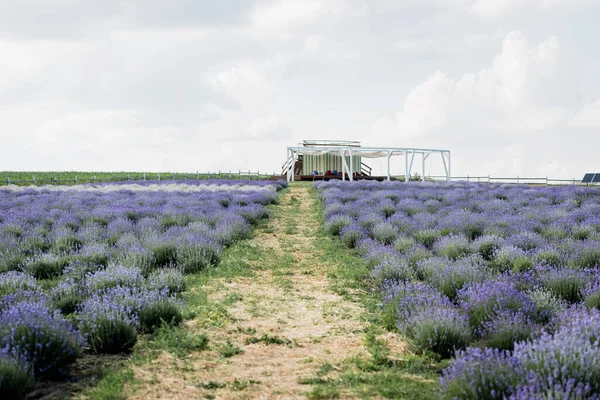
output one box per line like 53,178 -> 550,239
126,185 -> 372,399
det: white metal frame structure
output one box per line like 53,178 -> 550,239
284,145 -> 451,182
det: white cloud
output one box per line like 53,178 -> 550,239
304,35 -> 322,51
471,0 -> 598,17
248,116 -> 293,140
396,32 -> 564,138
250,0 -> 369,36
211,60 -> 278,111
569,101 -> 600,128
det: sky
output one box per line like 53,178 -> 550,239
1,0 -> 599,178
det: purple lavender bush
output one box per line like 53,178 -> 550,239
439,347 -> 522,400
0,300 -> 84,377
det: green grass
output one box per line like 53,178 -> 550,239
244,334 -> 294,346
298,184 -> 441,399
0,170 -> 272,185
219,340 -> 245,358
87,367 -> 135,400
77,198 -> 286,398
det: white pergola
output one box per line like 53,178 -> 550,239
285,145 -> 451,182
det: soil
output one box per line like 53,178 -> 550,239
125,186 -> 371,399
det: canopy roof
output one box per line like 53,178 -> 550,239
287,146 -> 450,159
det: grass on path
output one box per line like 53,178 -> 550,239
80,183 -> 440,399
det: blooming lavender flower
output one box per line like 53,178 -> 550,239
0,271 -> 39,296
514,328 -> 600,396
479,310 -> 539,351
339,223 -> 368,248
439,347 -> 522,400
148,269 -> 186,295
458,280 -> 536,328
405,307 -> 472,358
324,214 -> 353,236
434,234 -> 472,261
538,266 -> 592,303
77,285 -> 183,353
382,281 -> 453,324
371,222 -> 398,245
0,300 -> 84,377
86,264 -> 145,292
490,245 -> 533,273
427,256 -> 489,301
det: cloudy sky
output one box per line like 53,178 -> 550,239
1,0 -> 599,178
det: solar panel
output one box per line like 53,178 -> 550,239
582,173 -> 595,183
592,174 -> 600,183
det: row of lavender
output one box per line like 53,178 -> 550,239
316,180 -> 600,399
0,180 -> 285,397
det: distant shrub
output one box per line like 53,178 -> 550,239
371,222 -> 397,245
458,280 -> 535,329
339,223 -> 368,248
572,226 -> 594,241
324,215 -> 353,236
428,258 -> 487,301
54,235 -> 84,254
177,241 -> 222,273
138,301 -> 183,334
406,307 -> 472,358
51,278 -> 87,315
538,267 -> 589,303
473,235 -> 504,261
490,245 -> 532,273
571,245 -> 600,269
148,269 -> 186,295
527,288 -> 564,324
86,264 -> 145,292
393,236 -> 417,254
414,229 -> 440,249
479,311 -> 538,351
0,271 -> 39,297
534,248 -> 563,267
23,253 -> 71,280
370,260 -> 416,287
435,234 -> 472,261
148,243 -> 178,267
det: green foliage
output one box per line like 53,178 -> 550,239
177,245 -> 221,274
144,325 -> 209,358
24,256 -> 71,280
0,357 -> 34,400
219,340 -> 244,358
138,301 -> 183,334
85,318 -> 138,354
414,229 -> 440,249
244,334 -> 293,346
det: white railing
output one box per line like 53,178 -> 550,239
425,175 -> 585,186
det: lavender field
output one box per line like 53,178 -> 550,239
0,180 -> 285,398
316,181 -> 600,399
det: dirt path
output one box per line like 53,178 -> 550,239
126,185 -> 371,399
